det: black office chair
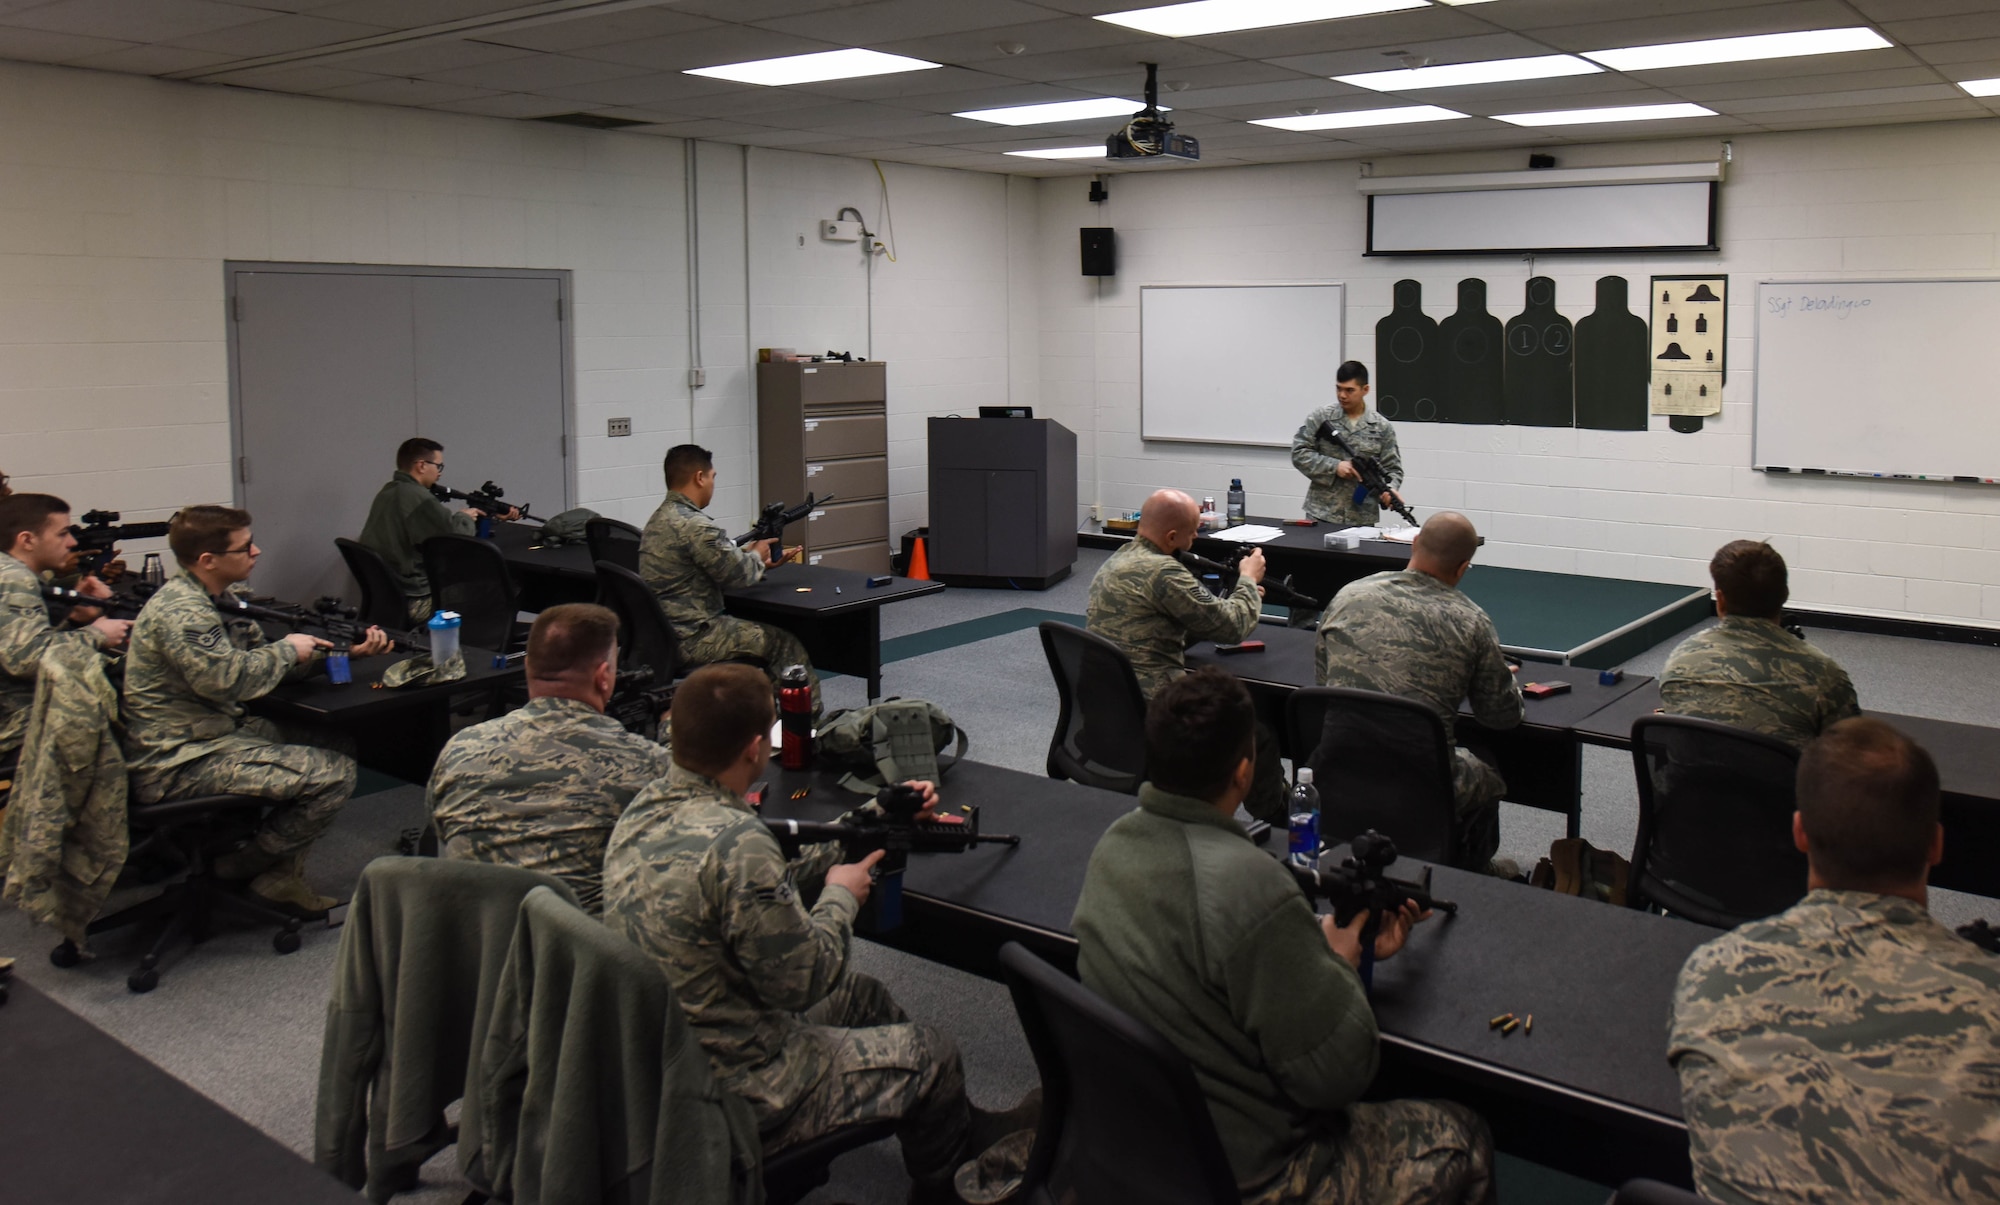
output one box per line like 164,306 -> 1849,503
1288,687 -> 1459,867
49,793 -> 306,993
763,1122 -> 902,1205
998,942 -> 1238,1205
1629,715 -> 1808,929
422,534 -> 524,654
1607,1179 -> 1706,1205
335,537 -> 411,631
593,560 -> 685,686
1038,622 -> 1147,794
585,517 -> 642,574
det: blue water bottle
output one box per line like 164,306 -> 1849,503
427,609 -> 462,663
1287,768 -> 1321,867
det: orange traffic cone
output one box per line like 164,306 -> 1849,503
907,535 -> 930,581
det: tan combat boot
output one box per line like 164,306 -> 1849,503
213,841 -> 282,881
249,855 -> 339,919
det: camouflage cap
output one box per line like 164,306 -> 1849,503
380,648 -> 466,689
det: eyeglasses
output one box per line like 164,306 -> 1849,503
221,542 -> 256,557
421,460 -> 444,471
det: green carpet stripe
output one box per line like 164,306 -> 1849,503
880,609 -> 1086,664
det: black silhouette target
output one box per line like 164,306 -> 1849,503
1438,278 -> 1502,423
1375,279 -> 1440,423
1502,275 -> 1573,427
1575,275 -> 1648,430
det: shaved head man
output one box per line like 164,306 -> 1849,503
1088,487 -> 1289,822
1313,512 -> 1523,872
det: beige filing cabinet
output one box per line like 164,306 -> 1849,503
756,360 -> 893,573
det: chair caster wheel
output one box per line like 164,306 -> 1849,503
127,967 -> 160,994
50,940 -> 81,968
273,928 -> 302,955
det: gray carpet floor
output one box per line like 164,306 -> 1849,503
4,546 -> 1996,1204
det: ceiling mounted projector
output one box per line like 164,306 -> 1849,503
1106,62 -> 1199,162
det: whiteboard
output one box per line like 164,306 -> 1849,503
1370,181 -> 1716,254
1754,279 -> 2000,482
1140,282 -> 1343,447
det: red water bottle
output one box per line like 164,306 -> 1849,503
778,665 -> 813,770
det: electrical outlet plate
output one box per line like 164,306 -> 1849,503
608,417 -> 631,437
820,219 -> 863,242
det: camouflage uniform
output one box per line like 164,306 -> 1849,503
1290,406 -> 1403,527
1659,616 -> 1860,749
1086,534 -> 1286,823
1668,888 -> 2000,1204
0,551 -> 113,758
122,573 -> 356,858
603,763 -> 969,1189
426,695 -> 672,914
639,490 -> 820,717
357,470 -> 477,623
1316,569 -> 1522,869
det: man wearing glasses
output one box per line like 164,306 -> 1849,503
123,505 -> 392,917
359,437 -> 515,624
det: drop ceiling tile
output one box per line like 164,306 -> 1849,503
664,0 -> 881,19
1186,7 -> 1497,60
1503,0 -> 1768,27
1605,47 -> 1918,88
0,23 -> 132,61
307,36 -> 525,75
796,65 -> 1044,102
536,71 -> 757,107
1025,0 -> 1176,15
169,13 -> 390,56
314,76 -> 499,105
642,86 -> 867,118
1525,0 -> 1867,52
468,7 -> 721,53
1850,0 -> 2000,20
425,91 -> 593,118
888,80 -> 1131,111
424,53 -> 656,92
205,62 -> 389,91
1737,99 -> 1986,124
1708,83 -> 1968,112
1057,59 -> 1318,95
565,24 -> 840,70
976,42 -> 1238,84
757,0 -> 1055,42
305,0 -> 534,27
1267,31 -> 1574,79
1908,36 -> 2000,66
1681,65 -> 1952,100
619,117 -> 775,138
5,0 -> 263,42
1881,11 -> 2000,42
705,127 -> 854,147
875,16 -> 1153,65
68,42 -> 236,72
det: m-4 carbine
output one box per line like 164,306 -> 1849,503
69,509 -> 172,576
210,594 -> 427,654
39,581 -> 152,620
431,481 -> 532,522
734,493 -> 834,547
1315,422 -> 1418,528
767,783 -> 1020,931
1179,548 -> 1321,614
609,665 -> 676,739
1289,830 -> 1456,988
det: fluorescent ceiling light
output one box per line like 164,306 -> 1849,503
956,97 -> 1153,126
1096,0 -> 1425,39
685,48 -> 940,86
1252,104 -> 1466,131
1958,77 -> 2000,97
1584,27 -> 1891,72
1494,102 -> 1716,127
1337,54 -> 1601,91
1006,146 -> 1108,159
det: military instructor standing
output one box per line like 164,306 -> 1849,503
1290,361 -> 1404,527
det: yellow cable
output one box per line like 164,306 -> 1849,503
871,160 -> 899,262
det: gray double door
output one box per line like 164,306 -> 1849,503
228,264 -> 570,608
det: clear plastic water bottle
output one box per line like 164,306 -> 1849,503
1287,768 -> 1321,868
1227,478 -> 1246,522
427,609 -> 462,663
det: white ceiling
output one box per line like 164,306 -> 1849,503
1,0 -> 1997,174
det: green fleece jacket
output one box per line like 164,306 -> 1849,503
357,471 -> 477,601
1072,785 -> 1379,1192
483,886 -> 765,1205
315,856 -> 578,1203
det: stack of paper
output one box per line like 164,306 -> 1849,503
1211,524 -> 1288,543
1379,527 -> 1422,543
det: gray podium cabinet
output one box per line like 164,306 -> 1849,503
757,360 -> 892,573
927,417 -> 1077,589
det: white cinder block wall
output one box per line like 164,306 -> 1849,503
1036,121 -> 2000,628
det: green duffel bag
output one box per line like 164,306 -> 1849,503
815,697 -> 968,794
